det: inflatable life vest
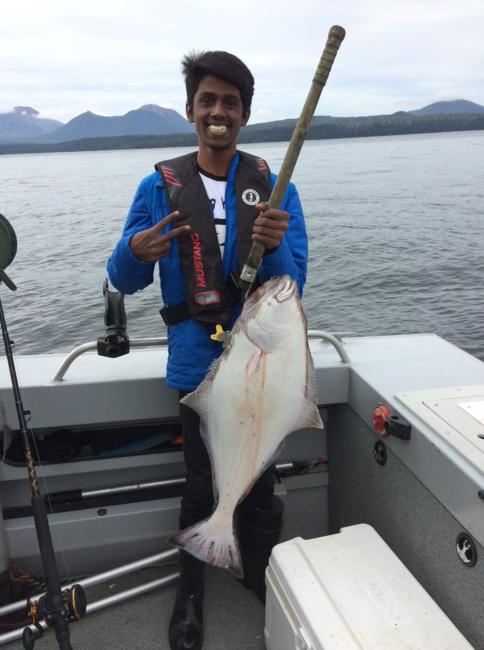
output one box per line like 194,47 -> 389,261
155,151 -> 272,327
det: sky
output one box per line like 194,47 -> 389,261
1,0 -> 484,125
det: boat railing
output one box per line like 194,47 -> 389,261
52,338 -> 168,382
52,330 -> 350,382
308,330 -> 351,364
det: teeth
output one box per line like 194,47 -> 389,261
208,124 -> 228,134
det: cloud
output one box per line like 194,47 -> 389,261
1,0 -> 484,123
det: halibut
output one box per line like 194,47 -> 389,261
170,275 -> 324,576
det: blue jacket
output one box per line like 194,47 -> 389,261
108,150 -> 308,391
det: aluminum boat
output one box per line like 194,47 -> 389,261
0,325 -> 483,648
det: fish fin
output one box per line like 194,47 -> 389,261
180,385 -> 210,422
204,352 -> 226,381
179,393 -> 219,502
199,421 -> 219,503
296,400 -> 325,430
170,515 -> 243,578
179,349 -> 226,418
295,343 -> 324,430
305,343 -> 319,402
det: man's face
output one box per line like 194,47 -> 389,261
186,74 -> 250,154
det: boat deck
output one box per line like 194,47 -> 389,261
4,560 -> 265,649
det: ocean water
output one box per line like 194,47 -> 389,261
0,130 -> 483,359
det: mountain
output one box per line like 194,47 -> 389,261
2,99 -> 484,154
410,99 -> 484,116
0,106 -> 63,142
41,105 -> 194,143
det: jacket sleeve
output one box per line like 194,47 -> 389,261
258,180 -> 308,296
107,177 -> 156,294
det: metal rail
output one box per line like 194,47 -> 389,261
52,338 -> 168,382
52,330 -> 350,382
0,548 -> 179,619
81,477 -> 185,498
307,330 -> 350,363
47,459 -> 326,504
47,478 -> 187,504
0,571 -> 179,646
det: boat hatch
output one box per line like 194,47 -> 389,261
396,385 -> 484,472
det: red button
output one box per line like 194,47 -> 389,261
372,404 -> 391,436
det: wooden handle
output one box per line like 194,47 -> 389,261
239,25 -> 346,292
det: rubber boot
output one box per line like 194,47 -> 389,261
168,552 -> 205,650
237,496 -> 284,603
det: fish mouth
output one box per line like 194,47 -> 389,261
242,275 -> 295,318
274,276 -> 296,303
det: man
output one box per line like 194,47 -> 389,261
108,50 -> 308,650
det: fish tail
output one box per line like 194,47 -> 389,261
169,514 -> 242,578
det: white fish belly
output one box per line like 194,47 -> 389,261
205,328 -> 308,510
171,277 -> 322,576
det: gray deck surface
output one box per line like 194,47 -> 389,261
4,562 -> 266,650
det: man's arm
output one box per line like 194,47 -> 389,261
107,178 -> 189,294
107,179 -> 156,294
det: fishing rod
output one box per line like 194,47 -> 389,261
0,213 -> 86,649
238,24 -> 346,298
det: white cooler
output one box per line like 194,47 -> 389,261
264,524 -> 473,650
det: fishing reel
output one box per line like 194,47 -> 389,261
0,212 -> 17,291
22,584 -> 87,649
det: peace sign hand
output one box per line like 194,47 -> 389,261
129,211 -> 190,263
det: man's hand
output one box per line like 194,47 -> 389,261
130,211 -> 190,262
252,202 -> 289,250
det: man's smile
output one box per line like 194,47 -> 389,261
207,124 -> 229,135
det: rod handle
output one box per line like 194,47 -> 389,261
239,25 -> 346,293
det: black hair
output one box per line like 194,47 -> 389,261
181,50 -> 254,114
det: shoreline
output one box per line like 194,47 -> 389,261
1,115 -> 484,156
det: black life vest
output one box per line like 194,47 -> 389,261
155,150 -> 272,327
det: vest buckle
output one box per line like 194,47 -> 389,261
210,324 -> 229,343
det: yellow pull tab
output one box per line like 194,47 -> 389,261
28,598 -> 38,623
210,324 -> 227,343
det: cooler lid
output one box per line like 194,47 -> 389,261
268,524 -> 472,649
